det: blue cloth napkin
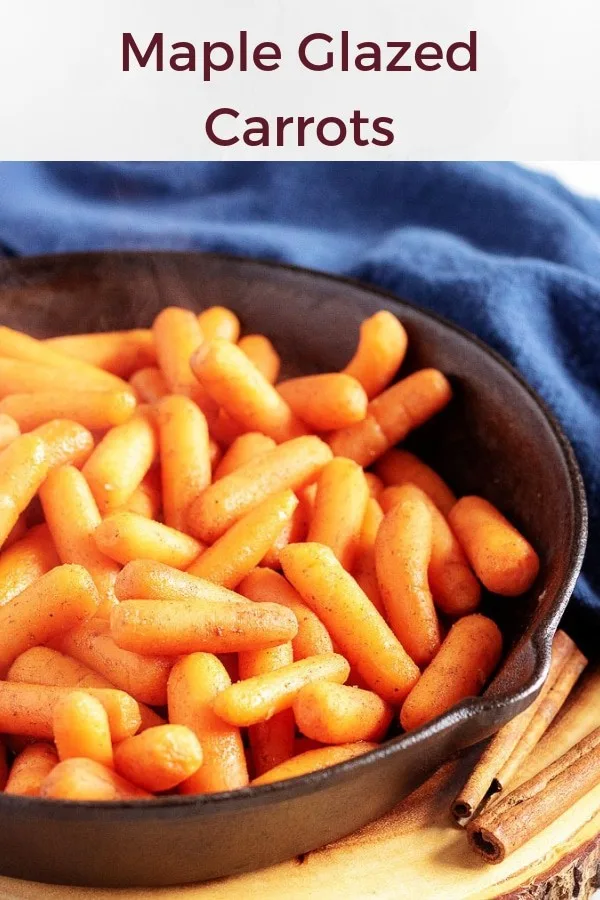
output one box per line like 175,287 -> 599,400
0,162 -> 598,645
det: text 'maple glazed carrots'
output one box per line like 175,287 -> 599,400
0,305 -> 540,799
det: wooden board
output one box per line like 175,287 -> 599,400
1,671 -> 600,900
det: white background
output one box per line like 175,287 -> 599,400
526,162 -> 600,198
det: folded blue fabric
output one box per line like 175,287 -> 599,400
0,162 -> 598,644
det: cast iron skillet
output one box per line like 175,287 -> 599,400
0,251 -> 588,888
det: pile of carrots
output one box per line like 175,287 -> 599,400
0,305 -> 540,801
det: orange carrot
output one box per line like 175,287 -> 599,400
32,419 -> 94,469
237,334 -> 281,384
168,653 -> 248,793
280,543 -> 420,703
448,496 -> 540,596
294,682 -> 393,744
115,559 -> 248,605
307,458 -> 369,571
329,369 -> 452,466
375,486 -> 441,667
364,472 -> 384,500
4,513 -> 28,548
123,469 -> 162,520
400,614 -> 503,731
262,496 -> 311,570
111,598 -> 297,656
95,510 -> 203,570
152,306 -> 204,397
44,330 -> 156,378
238,568 -> 334,661
0,391 -> 137,432
114,724 -> 204,792
53,690 -> 114,768
41,757 -> 151,800
4,743 -> 58,796
0,564 -> 100,674
214,432 -> 277,480
375,449 -> 457,516
0,433 -> 49,546
352,498 -> 386,617
0,413 -> 20,451
129,367 -> 168,403
198,306 -> 241,343
40,466 -> 120,617
187,435 -> 332,543
277,374 -> 368,431
342,311 -> 408,399
252,742 -> 378,786
157,395 -> 211,531
187,490 -> 298,589
0,524 -> 59,608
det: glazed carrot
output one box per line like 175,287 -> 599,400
0,413 -> 20,450
187,490 -> 298,589
277,374 -> 368,431
82,409 -> 157,514
129,367 -> 168,403
238,568 -> 334,661
114,724 -> 204,792
168,653 -> 248,793
54,618 -> 172,707
0,433 -> 49,546
152,306 -> 205,397
41,758 -> 151,800
45,330 -> 156,378
294,682 -> 393,744
4,513 -> 27,548
214,432 -> 277,480
95,511 -> 203,569
0,564 -> 100,674
0,524 -> 59,608
0,682 -> 141,741
252,742 -> 378,786
375,486 -> 441,667
111,598 -> 297,656
4,743 -> 58,796
381,484 -> 481,616
40,466 -> 120,617
238,643 -> 295,776
307,458 -> 369,571
342,311 -> 408,399
400,614 -> 503,731
157,395 -> 211,531
352,498 -> 386,617
448,496 -> 540,596
214,653 -> 349,727
198,306 -> 241,343
329,369 -> 452,467
375,449 -> 457,516
187,435 -> 332,543
32,419 -> 94,469
237,334 -> 281,384
262,496 -> 310,570
115,559 -> 248,605
364,472 -> 384,500
0,390 -> 137,432
122,469 -> 162,520
53,690 -> 113,768
280,543 -> 420,703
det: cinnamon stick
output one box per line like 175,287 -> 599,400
467,726 -> 600,863
452,631 -> 582,824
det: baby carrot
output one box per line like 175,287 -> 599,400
294,682 -> 393,744
198,306 -> 241,343
0,433 -> 49,546
95,511 -> 203,569
214,653 -> 350,727
262,497 -> 311,570
55,618 -> 172,707
214,432 -> 277,480
45,329 -> 156,378
187,435 -> 332,543
0,524 -> 59,608
375,449 -> 457,516
41,758 -> 151,800
0,390 -> 137,432
82,409 -> 157,513
352,498 -> 386,617
375,486 -> 442,667
53,690 -> 114,768
157,395 -> 211,531
4,743 -> 58,796
342,311 -> 408,399
308,458 -> 369,571
364,472 -> 384,500
111,598 -> 298,656
32,419 -> 94,469
329,369 -> 452,467
238,643 -> 295,776
252,742 -> 378,786
4,514 -> 27,548
40,466 -> 120,617
152,306 -> 204,397
123,469 -> 162,520
0,682 -> 141,741
277,374 -> 368,431
0,413 -> 20,451
168,653 -> 248,793
238,334 -> 281,384
0,564 -> 100,674
191,339 -> 306,443
114,724 -> 204,792
280,543 -> 420,703
448,496 -> 540,596
239,568 -> 334,660
115,559 -> 247,605
187,490 -> 298,589
400,614 -> 503,731
129,367 -> 168,403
